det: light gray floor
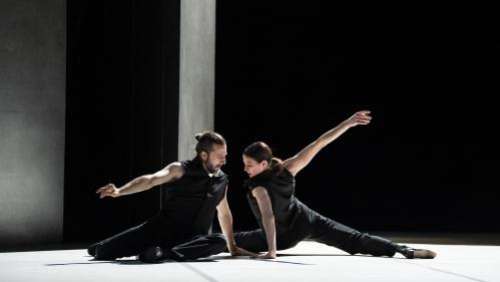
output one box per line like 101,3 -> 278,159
1,241 -> 498,282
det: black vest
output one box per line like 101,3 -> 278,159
161,157 -> 228,237
246,168 -> 305,234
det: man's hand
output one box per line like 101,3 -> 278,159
343,111 -> 372,128
96,183 -> 120,199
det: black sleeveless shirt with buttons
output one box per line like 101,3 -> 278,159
246,168 -> 309,234
161,157 -> 228,237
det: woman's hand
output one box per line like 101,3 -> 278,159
343,111 -> 372,128
229,246 -> 260,257
256,250 -> 277,259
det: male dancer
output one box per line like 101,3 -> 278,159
88,131 -> 252,262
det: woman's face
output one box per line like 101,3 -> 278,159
242,154 -> 268,178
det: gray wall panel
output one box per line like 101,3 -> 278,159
178,0 -> 216,160
0,0 -> 65,247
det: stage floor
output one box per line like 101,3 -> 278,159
1,241 -> 498,282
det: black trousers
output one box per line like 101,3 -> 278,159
235,208 -> 397,257
87,213 -> 227,261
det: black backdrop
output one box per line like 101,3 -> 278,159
214,3 -> 500,233
65,1 -> 500,244
65,0 -> 180,242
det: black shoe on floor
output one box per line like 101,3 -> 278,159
138,246 -> 165,263
87,244 -> 97,256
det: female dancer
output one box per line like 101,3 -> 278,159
234,111 -> 437,259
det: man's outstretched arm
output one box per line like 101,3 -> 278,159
96,162 -> 184,198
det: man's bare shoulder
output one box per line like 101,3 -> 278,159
165,161 -> 185,179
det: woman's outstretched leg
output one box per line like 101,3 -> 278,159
308,212 -> 436,259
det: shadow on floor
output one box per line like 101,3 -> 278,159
46,257 -> 218,266
46,255 -> 317,266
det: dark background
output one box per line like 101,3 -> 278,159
65,2 -> 500,243
214,3 -> 500,232
65,0 -> 180,242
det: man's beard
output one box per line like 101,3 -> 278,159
204,161 -> 220,174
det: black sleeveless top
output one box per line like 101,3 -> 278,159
161,157 -> 228,236
246,168 -> 307,234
